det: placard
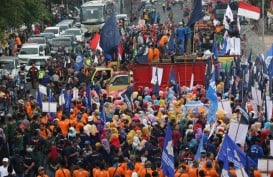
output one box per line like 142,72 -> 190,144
258,159 -> 273,173
150,67 -> 163,86
42,102 -> 57,112
228,122 -> 248,146
270,140 -> 273,157
252,87 -> 262,106
39,84 -> 47,95
218,99 -> 232,118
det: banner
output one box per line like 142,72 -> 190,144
151,67 -> 163,86
228,122 -> 248,146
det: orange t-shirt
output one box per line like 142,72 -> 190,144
73,169 -> 89,177
134,162 -> 143,174
148,48 -> 160,62
56,110 -> 63,120
188,167 -> 199,177
125,169 -> 133,177
229,169 -> 237,177
55,168 -> 71,177
174,172 -> 189,177
159,35 -> 169,47
108,166 -> 125,177
204,168 -> 219,177
139,167 -> 153,177
94,170 -> 109,177
39,128 -> 51,139
58,119 -> 70,136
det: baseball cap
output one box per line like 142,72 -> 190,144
2,158 -> 8,162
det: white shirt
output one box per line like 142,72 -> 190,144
0,165 -> 15,177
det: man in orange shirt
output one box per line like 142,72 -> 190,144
94,161 -> 109,177
188,161 -> 199,177
228,162 -> 237,177
58,115 -> 70,136
147,43 -> 160,62
73,161 -> 89,177
138,161 -> 153,177
55,160 -> 71,177
108,157 -> 125,177
203,161 -> 219,177
175,165 -> 189,177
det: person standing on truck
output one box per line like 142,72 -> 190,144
159,33 -> 169,60
176,22 -> 186,55
148,43 -> 160,62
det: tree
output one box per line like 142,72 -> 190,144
0,0 -> 49,32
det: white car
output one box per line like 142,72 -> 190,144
63,28 -> 84,42
0,56 -> 19,79
18,43 -> 46,64
44,26 -> 61,38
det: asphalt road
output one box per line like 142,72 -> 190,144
126,0 -> 192,25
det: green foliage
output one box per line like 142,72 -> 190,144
0,0 -> 49,32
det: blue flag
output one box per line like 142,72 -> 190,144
100,14 -> 121,54
75,51 -> 83,71
64,90 -> 72,112
206,71 -> 218,123
194,133 -> 204,160
212,40 -> 218,61
36,88 -> 42,109
166,33 -> 176,55
161,123 -> 174,177
169,66 -> 180,96
100,102 -> 106,125
217,134 -> 257,173
47,90 -> 55,118
268,56 -> 273,78
265,44 -> 273,69
187,0 -> 202,26
86,84 -> 92,111
121,85 -> 134,110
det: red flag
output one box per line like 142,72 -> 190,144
118,43 -> 123,60
238,2 -> 260,20
89,33 -> 100,50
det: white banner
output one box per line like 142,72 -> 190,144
150,67 -> 163,86
251,87 -> 262,106
218,99 -> 232,118
42,102 -> 57,112
228,122 -> 248,146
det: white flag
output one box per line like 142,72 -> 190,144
223,5 -> 234,29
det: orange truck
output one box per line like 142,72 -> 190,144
90,60 -> 207,93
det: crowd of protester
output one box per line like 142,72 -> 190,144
0,2 -> 273,177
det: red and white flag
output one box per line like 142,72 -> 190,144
238,2 -> 260,20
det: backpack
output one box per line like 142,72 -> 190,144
12,155 -> 25,173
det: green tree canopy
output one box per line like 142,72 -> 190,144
0,0 -> 49,32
